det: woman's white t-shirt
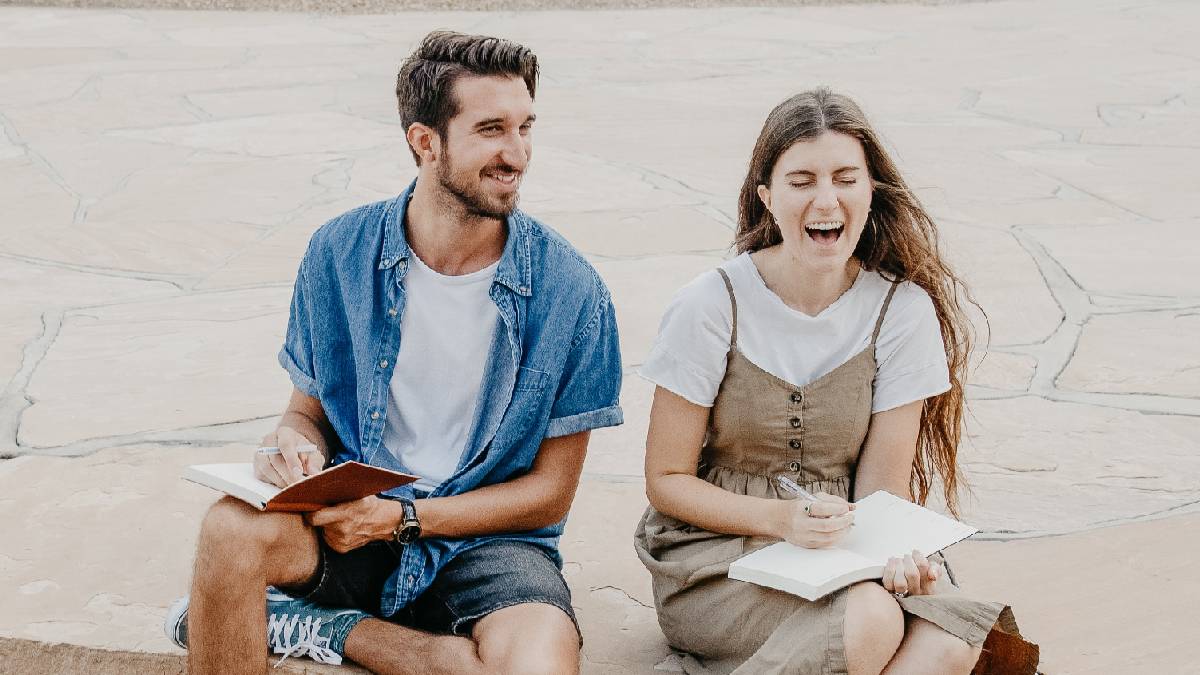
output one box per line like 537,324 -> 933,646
639,253 -> 950,413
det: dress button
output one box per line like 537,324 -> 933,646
789,417 -> 801,428
789,439 -> 801,449
790,392 -> 803,403
788,461 -> 801,472
371,411 -> 380,420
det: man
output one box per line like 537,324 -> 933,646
165,31 -> 623,675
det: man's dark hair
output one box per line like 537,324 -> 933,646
396,31 -> 539,164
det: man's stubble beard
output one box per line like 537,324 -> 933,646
436,149 -> 520,222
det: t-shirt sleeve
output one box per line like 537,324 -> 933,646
638,270 -> 733,407
276,254 -> 321,399
545,285 -> 624,438
872,284 -> 951,413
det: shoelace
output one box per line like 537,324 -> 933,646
267,612 -> 343,667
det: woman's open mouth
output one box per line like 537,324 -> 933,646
805,221 -> 844,245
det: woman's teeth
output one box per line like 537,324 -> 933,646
804,221 -> 844,244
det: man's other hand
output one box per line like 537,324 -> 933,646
254,426 -> 325,487
307,496 -> 401,553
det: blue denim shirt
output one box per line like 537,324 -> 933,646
278,180 -> 623,616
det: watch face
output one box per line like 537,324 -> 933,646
398,524 -> 421,544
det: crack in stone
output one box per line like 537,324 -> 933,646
0,252 -> 189,290
9,414 -> 278,458
590,584 -> 653,610
0,312 -> 64,454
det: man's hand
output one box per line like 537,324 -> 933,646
254,425 -> 325,487
306,496 -> 401,553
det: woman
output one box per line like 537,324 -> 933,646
634,89 -> 1034,675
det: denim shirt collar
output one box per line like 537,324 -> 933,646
378,179 -> 533,297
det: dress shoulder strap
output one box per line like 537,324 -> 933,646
870,280 -> 901,346
715,268 -> 738,348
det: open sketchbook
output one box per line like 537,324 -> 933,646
183,461 -> 419,512
728,490 -> 977,601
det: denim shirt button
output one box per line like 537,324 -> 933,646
388,307 -> 398,317
379,359 -> 388,368
371,411 -> 380,420
407,575 -> 415,586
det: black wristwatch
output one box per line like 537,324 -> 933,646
393,498 -> 421,545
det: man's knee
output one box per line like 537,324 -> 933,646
475,604 -> 579,675
843,582 -> 904,665
493,651 -> 578,675
198,497 -> 301,561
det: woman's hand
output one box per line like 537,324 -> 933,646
773,492 -> 855,549
882,549 -> 942,597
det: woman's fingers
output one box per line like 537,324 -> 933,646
808,513 -> 854,533
902,554 -> 921,595
881,558 -> 896,591
890,557 -> 908,595
808,497 -> 852,518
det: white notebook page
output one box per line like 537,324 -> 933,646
730,491 -> 977,593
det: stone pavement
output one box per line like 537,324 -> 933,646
1,1 -> 1198,673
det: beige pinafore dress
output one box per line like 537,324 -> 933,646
634,270 -> 1026,675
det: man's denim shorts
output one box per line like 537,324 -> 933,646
285,537 -> 579,640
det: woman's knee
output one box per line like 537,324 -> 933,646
843,582 -> 904,671
905,618 -> 982,674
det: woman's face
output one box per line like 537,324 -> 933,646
757,131 -> 873,271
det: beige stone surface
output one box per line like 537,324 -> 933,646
20,288 -> 293,449
1057,311 -> 1200,398
2,1 -> 1200,673
948,513 -> 1200,675
959,396 -> 1200,535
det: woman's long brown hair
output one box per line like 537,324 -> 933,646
736,88 -> 978,516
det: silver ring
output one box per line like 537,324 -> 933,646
803,501 -> 812,516
892,591 -> 908,599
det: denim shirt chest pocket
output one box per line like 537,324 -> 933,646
494,365 -> 550,454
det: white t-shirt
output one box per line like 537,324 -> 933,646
639,253 -> 950,413
382,253 -> 500,492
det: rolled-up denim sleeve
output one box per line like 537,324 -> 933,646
277,258 -> 320,399
545,290 -> 624,438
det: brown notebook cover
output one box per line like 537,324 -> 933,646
265,461 -> 420,512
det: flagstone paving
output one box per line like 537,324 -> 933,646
1,1 -> 1198,673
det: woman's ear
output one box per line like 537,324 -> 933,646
756,184 -> 772,213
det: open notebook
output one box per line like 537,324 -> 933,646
183,461 -> 419,512
728,490 -> 977,601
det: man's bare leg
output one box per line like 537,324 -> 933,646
188,496 -> 321,675
344,602 -> 579,675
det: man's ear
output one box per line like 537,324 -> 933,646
756,184 -> 772,212
406,123 -> 439,165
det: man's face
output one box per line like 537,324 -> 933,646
434,74 -> 535,220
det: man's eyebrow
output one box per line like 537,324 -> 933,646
473,117 -> 505,129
